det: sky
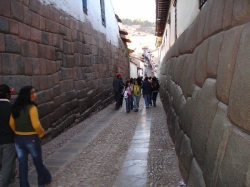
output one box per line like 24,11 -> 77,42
111,0 -> 156,22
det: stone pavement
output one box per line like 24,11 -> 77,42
11,96 -> 182,187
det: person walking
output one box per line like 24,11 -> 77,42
0,84 -> 16,187
9,86 -> 51,187
123,81 -> 133,113
113,73 -> 124,110
141,77 -> 152,108
132,80 -> 141,112
151,77 -> 160,107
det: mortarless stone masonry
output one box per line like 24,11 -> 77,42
0,0 -> 129,143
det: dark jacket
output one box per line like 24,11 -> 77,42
113,77 -> 124,93
151,80 -> 160,92
141,80 -> 152,95
0,99 -> 14,144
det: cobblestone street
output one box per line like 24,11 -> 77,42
12,96 -> 182,187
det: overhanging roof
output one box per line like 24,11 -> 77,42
155,0 -> 171,37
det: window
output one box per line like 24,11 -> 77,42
199,0 -> 208,9
83,0 -> 87,14
100,0 -> 106,27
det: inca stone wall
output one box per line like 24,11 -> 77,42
0,0 -> 129,142
158,0 -> 250,186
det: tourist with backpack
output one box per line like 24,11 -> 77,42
151,77 -> 160,107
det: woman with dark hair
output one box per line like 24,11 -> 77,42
9,86 -> 51,187
123,80 -> 133,113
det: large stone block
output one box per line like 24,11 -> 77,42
228,22 -> 250,132
208,0 -> 225,36
223,0 -> 234,30
0,33 -> 5,52
0,75 -> 31,91
232,0 -> 250,27
217,26 -> 243,105
18,22 -> 30,40
186,51 -> 197,97
203,0 -> 213,39
196,3 -> 208,45
29,41 -> 38,58
175,125 -> 184,157
0,16 -> 9,33
23,6 -> 31,26
195,39 -> 209,87
179,135 -> 193,183
0,0 -> 11,17
30,27 -> 42,43
180,86 -> 200,138
216,128 -> 250,187
172,85 -> 183,115
206,32 -> 224,78
203,102 -> 233,187
5,34 -> 20,53
191,78 -> 218,170
11,0 -> 24,22
178,31 -> 187,55
187,158 -> 206,187
9,19 -> 18,35
184,18 -> 198,53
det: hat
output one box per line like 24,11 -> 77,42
0,84 -> 14,97
117,73 -> 122,77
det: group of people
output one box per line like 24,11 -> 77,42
0,84 -> 51,187
113,73 -> 160,113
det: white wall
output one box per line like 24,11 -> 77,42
177,0 -> 199,37
39,0 -> 120,46
130,63 -> 138,78
158,0 -> 200,66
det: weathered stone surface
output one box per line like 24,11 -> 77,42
0,0 -> 11,17
5,34 -> 20,53
175,124 -> 184,157
179,134 -> 193,184
0,33 -> 5,52
196,3 -> 208,45
0,16 -> 9,33
178,30 -> 187,55
186,52 -> 196,98
194,39 -> 209,87
209,0 -> 225,35
203,102 -> 233,187
228,22 -> 250,132
187,158 -> 206,187
180,86 -> 200,138
232,0 -> 250,27
172,85 -> 182,115
184,17 -> 198,53
223,0 -> 234,29
11,0 -> 24,22
216,128 -> 250,187
191,78 -> 218,170
206,32 -> 224,78
217,25 -> 243,105
203,0 -> 213,39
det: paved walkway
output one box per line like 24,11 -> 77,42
11,96 -> 182,187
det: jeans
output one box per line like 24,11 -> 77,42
15,135 -> 51,187
152,91 -> 158,104
115,92 -> 122,109
133,95 -> 140,110
144,94 -> 151,108
125,96 -> 131,112
0,143 -> 16,187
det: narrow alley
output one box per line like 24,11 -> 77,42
11,96 -> 181,187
